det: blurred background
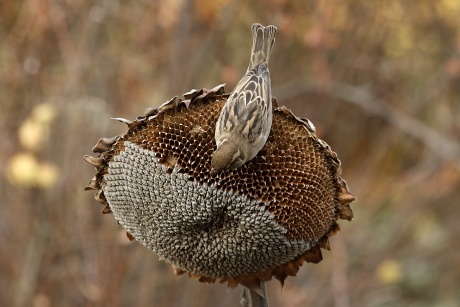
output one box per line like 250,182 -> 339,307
1,0 -> 460,306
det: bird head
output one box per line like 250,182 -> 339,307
211,141 -> 244,173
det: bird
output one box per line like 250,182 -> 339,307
211,23 -> 277,173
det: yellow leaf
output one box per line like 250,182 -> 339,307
36,162 -> 59,188
32,103 -> 56,125
7,152 -> 40,186
18,103 -> 56,151
7,152 -> 59,188
385,24 -> 414,57
18,118 -> 44,151
440,0 -> 460,11
376,259 -> 402,285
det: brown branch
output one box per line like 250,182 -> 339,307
327,82 -> 460,169
276,81 -> 460,171
46,0 -> 82,95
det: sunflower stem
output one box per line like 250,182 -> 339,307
241,281 -> 268,307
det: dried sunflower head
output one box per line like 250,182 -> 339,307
84,84 -> 355,289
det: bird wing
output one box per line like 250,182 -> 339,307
217,64 -> 271,142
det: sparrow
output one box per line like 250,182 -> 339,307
211,23 -> 277,173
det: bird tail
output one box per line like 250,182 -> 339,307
248,23 -> 277,71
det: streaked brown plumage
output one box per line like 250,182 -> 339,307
212,23 -> 277,172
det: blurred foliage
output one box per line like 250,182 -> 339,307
1,0 -> 460,306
